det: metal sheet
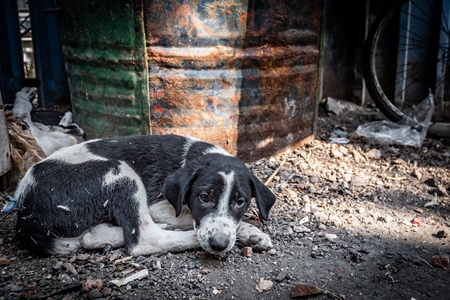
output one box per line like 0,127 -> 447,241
145,0 -> 323,160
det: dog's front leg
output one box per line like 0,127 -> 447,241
236,222 -> 273,252
129,217 -> 200,256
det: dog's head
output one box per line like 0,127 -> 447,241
162,154 -> 276,255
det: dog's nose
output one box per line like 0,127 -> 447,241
209,235 -> 230,252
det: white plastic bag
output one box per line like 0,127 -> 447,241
356,92 -> 434,147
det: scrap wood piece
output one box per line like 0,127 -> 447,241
265,159 -> 287,186
291,284 -> 322,299
110,269 -> 149,287
114,256 -> 133,265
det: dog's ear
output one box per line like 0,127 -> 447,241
250,173 -> 276,220
163,168 -> 198,217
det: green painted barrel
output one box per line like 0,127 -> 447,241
58,1 -> 150,138
58,0 -> 323,161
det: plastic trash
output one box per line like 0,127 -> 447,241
2,196 -> 17,213
356,92 -> 435,147
329,129 -> 351,144
325,97 -> 362,115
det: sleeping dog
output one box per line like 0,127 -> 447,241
15,134 -> 276,256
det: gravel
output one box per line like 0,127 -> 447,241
1,106 -> 450,299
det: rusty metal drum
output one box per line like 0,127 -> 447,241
145,0 -> 322,160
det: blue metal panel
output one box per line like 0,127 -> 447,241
0,0 -> 25,104
29,0 -> 70,108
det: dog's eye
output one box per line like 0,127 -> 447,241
199,193 -> 210,203
235,198 -> 246,208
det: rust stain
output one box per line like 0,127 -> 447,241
146,0 -> 323,160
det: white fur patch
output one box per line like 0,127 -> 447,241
181,136 -> 201,167
48,140 -> 106,164
14,170 -> 36,207
52,237 -> 82,255
81,223 -> 125,249
196,171 -> 238,254
203,146 -> 232,157
148,201 -> 194,230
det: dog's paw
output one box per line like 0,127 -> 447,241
237,222 -> 273,252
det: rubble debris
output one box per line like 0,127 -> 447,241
242,246 -> 253,257
2,196 -> 17,213
411,216 -> 421,227
81,279 -> 103,298
255,278 -> 273,293
0,255 -> 11,266
20,283 -> 36,299
431,255 -> 449,270
424,194 -> 439,207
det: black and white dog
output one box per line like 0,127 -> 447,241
15,134 -> 276,256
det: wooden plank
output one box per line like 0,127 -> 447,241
0,91 -> 12,176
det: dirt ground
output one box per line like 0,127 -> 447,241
1,104 -> 450,300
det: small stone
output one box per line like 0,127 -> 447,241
53,261 -> 63,271
351,176 -> 368,186
352,150 -> 367,163
292,225 -> 311,233
0,255 -> 11,266
242,246 -> 253,257
88,288 -> 103,300
392,158 -> 406,164
82,279 -> 103,298
364,149 -> 382,160
325,233 -> 338,241
63,263 -> 78,275
412,169 -> 422,181
331,149 -> 344,160
255,278 -> 273,293
267,249 -> 277,255
287,189 -> 298,199
77,253 -> 90,261
62,294 -> 74,300
103,287 -> 112,297
382,215 -> 394,223
188,261 -> 196,269
275,271 -> 288,282
356,207 -> 365,214
21,283 -> 36,299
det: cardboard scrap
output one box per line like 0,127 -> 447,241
6,110 -> 45,176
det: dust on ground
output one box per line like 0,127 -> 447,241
1,105 -> 449,300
